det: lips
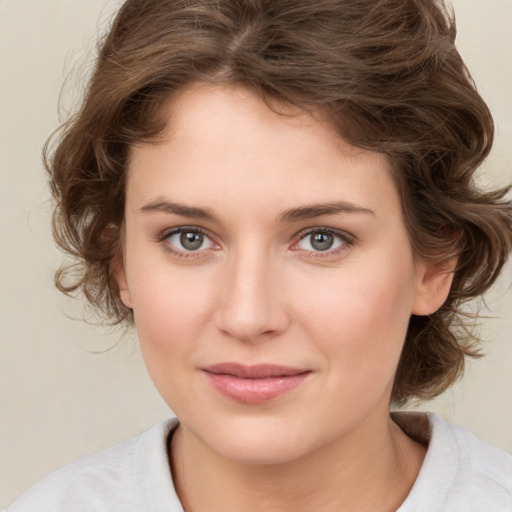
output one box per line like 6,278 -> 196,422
201,363 -> 311,404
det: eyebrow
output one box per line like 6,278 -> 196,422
140,199 -> 216,221
140,199 -> 375,223
278,202 -> 375,222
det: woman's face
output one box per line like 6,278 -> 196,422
118,84 -> 442,464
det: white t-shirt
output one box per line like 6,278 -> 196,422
4,412 -> 512,511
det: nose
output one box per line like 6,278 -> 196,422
214,247 -> 290,343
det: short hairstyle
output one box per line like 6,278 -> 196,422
46,0 -> 512,405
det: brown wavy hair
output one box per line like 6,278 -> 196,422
45,0 -> 512,405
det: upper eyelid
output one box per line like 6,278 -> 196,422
160,225 -> 212,240
159,227 -> 218,258
291,227 -> 356,253
157,225 -> 355,249
159,226 -> 218,251
294,226 -> 355,241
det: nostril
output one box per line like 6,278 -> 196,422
215,304 -> 289,342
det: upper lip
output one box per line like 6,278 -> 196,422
202,363 -> 309,379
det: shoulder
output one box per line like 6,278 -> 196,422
4,418 -> 181,512
396,412 -> 512,512
436,414 -> 512,502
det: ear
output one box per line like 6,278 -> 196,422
111,254 -> 133,309
411,258 -> 456,316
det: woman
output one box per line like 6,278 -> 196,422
5,0 -> 512,510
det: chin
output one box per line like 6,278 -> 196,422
198,416 -> 312,466
216,439 -> 306,466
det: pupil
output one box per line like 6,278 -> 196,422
311,232 -> 334,251
180,231 -> 203,250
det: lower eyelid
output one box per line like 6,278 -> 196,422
159,227 -> 217,253
157,227 -> 354,257
293,229 -> 355,252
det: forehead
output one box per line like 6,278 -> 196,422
126,84 -> 399,219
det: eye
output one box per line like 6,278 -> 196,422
294,229 -> 352,253
164,228 -> 216,253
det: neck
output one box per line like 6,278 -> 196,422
170,412 -> 426,512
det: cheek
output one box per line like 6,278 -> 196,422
137,291 -> 215,351
124,248 -> 216,380
292,257 -> 416,380
129,272 -> 216,414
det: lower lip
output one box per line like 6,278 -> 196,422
203,372 -> 310,404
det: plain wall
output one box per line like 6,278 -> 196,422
0,0 -> 511,507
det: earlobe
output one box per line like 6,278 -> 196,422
411,258 -> 456,316
119,287 -> 133,310
111,256 -> 133,309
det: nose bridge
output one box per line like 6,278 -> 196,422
215,242 -> 287,342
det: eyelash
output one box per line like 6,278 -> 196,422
291,228 -> 355,258
158,226 -> 217,259
157,226 -> 356,259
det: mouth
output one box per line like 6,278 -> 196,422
201,363 -> 311,404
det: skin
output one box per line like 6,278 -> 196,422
116,84 -> 454,511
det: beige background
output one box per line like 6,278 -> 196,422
0,0 -> 511,507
